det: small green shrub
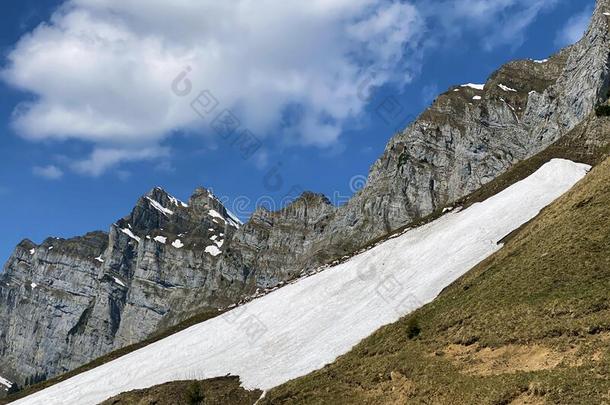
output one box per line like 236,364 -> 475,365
595,105 -> 610,117
406,317 -> 421,340
186,382 -> 205,404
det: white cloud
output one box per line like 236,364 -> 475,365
33,165 -> 64,180
2,0 -> 426,175
1,0 -> 563,175
71,146 -> 170,176
555,5 -> 593,48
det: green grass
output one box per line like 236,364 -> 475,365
99,376 -> 261,405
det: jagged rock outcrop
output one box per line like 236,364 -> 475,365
0,188 -> 242,385
1,0 -> 609,389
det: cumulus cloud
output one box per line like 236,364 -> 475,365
555,5 -> 593,48
71,146 -> 170,176
32,165 -> 64,180
2,0 -> 560,175
2,0 -> 426,175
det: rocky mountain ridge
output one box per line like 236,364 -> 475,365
1,0 -> 609,389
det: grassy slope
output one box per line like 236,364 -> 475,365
261,157 -> 610,404
98,377 -> 261,405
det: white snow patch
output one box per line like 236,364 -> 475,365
500,98 -> 520,123
533,59 -> 548,63
172,239 -> 184,249
30,283 -> 38,289
95,256 -> 105,263
208,210 -> 226,222
472,95 -> 482,100
154,236 -> 167,244
120,228 -> 141,243
47,246 -> 53,250
461,83 -> 485,90
210,235 -> 218,241
29,249 -> 35,255
226,209 -> 243,228
0,376 -> 13,390
498,84 -> 517,92
205,245 -> 222,257
146,197 -> 174,216
215,240 -> 225,248
13,159 -> 591,405
112,277 -> 126,287
529,90 -> 537,95
168,195 -> 188,208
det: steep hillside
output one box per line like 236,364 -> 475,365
7,159 -> 590,405
261,154 -> 610,404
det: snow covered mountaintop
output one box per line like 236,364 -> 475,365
14,159 -> 590,405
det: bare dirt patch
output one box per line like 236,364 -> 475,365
442,344 -> 577,376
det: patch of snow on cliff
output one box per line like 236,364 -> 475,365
0,376 -> 13,391
172,239 -> 184,249
112,277 -> 126,287
168,195 -> 188,208
120,228 -> 141,242
146,197 -> 174,216
498,84 -> 517,92
461,83 -> 484,90
205,245 -> 222,256
208,210 -> 225,222
226,209 -> 243,228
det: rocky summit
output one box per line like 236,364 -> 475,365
1,0 -> 610,391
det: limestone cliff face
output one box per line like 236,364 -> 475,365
1,0 -> 609,388
0,188 -> 240,384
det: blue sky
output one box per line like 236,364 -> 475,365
0,0 -> 596,265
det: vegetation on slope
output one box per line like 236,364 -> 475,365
261,155 -> 610,404
99,377 -> 261,405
